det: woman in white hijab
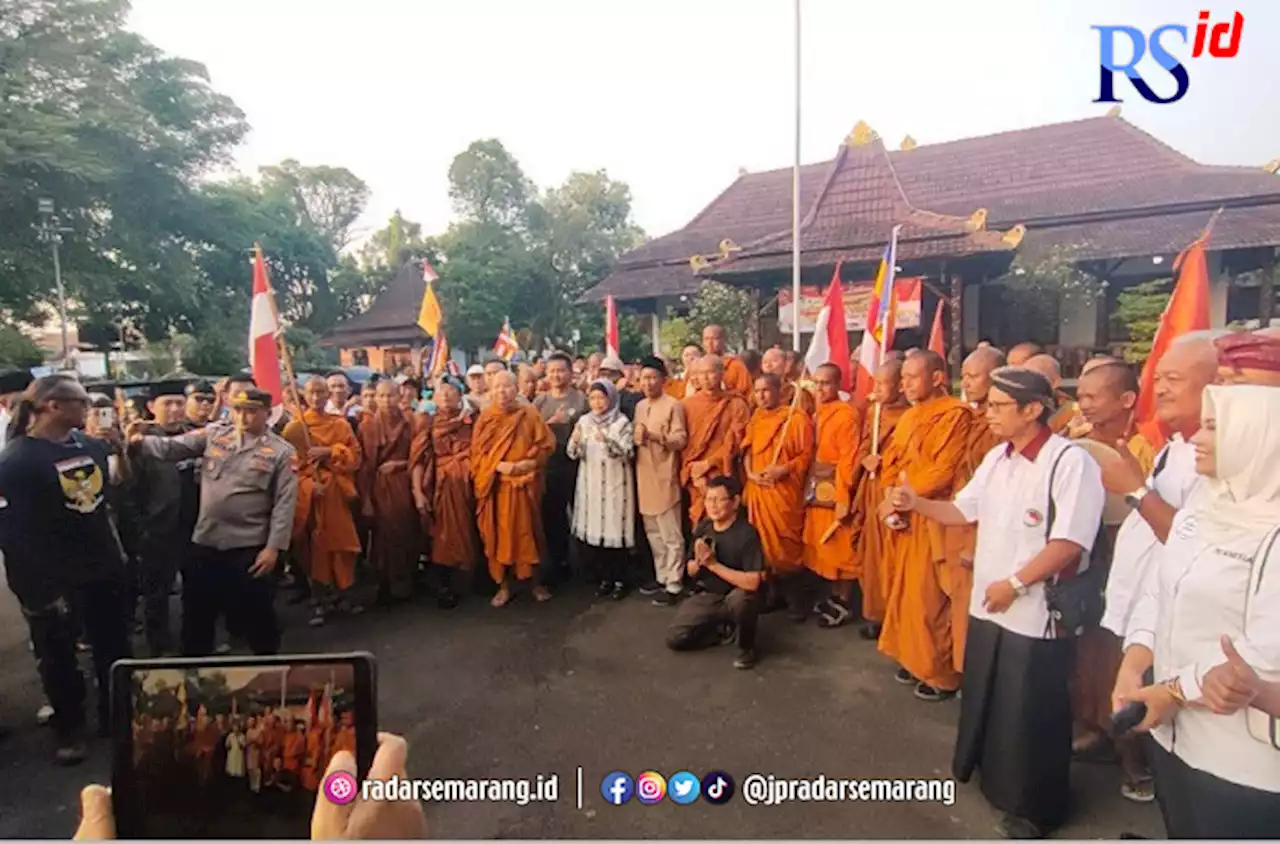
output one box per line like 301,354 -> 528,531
1112,384 -> 1280,837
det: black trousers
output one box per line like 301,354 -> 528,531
666,588 -> 760,652
1148,737 -> 1280,838
25,579 -> 131,742
577,539 -> 632,585
181,545 -> 280,657
541,465 -> 576,576
139,530 -> 184,656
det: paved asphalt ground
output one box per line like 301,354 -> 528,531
0,575 -> 1165,839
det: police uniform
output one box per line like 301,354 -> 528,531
135,389 -> 298,655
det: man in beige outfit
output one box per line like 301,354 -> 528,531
633,356 -> 689,605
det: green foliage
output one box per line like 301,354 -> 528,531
993,248 -> 1103,345
658,312 -> 696,356
1113,278 -> 1172,363
0,326 -> 43,369
284,325 -> 337,372
686,282 -> 753,350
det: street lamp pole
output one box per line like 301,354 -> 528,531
36,198 -> 72,368
791,0 -> 803,352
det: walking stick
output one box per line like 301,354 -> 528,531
769,379 -> 804,466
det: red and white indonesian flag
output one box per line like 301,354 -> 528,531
249,245 -> 284,406
803,263 -> 852,392
604,295 -> 619,358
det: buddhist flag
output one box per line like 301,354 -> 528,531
493,317 -> 520,361
803,262 -> 852,392
927,299 -> 946,358
249,245 -> 283,407
604,295 -> 619,358
1136,234 -> 1212,448
854,226 -> 901,398
417,262 -> 442,337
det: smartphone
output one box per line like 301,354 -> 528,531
110,652 -> 377,840
97,407 -> 116,429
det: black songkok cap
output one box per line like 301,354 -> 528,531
639,355 -> 667,376
990,366 -> 1056,409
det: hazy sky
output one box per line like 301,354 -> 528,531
128,0 -> 1279,245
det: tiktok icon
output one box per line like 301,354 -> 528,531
701,771 -> 735,805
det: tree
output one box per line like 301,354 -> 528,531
0,326 -> 42,369
993,248 -> 1102,346
1112,278 -> 1172,363
685,282 -> 754,350
447,140 -> 534,229
259,159 -> 370,253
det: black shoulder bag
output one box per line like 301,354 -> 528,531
1042,445 -> 1108,638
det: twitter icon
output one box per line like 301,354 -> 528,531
668,771 -> 701,805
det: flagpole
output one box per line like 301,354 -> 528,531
868,225 -> 900,477
256,243 -> 310,451
790,0 -> 802,353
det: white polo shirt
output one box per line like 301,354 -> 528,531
1101,436 -> 1202,638
1125,511 -> 1280,792
953,429 -> 1106,639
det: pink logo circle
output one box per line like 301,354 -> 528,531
323,771 -> 358,805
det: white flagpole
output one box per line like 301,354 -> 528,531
791,0 -> 802,352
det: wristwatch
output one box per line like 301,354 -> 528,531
1124,484 -> 1152,509
1007,575 -> 1030,597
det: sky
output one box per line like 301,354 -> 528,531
127,0 -> 1280,247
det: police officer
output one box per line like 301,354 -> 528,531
128,387 -> 297,656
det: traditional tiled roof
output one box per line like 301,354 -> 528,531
322,260 -> 429,348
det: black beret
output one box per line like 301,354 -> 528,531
228,370 -> 256,385
185,379 -> 216,397
151,380 -> 188,399
0,369 -> 34,394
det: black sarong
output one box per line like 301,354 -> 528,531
953,617 -> 1075,829
1148,737 -> 1280,838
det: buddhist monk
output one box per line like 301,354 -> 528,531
678,344 -> 704,397
702,324 -> 753,397
680,355 -> 751,524
878,350 -> 974,701
284,376 -> 364,626
281,721 -> 306,791
1024,354 -> 1076,433
301,714 -> 328,792
412,376 -> 480,608
357,379 -> 421,604
471,370 -> 556,607
1007,341 -> 1043,366
1215,329 -> 1280,386
851,358 -> 909,639
327,710 -> 356,770
517,364 -> 540,402
742,373 -> 814,618
942,346 -> 1005,671
259,709 -> 282,788
801,363 -> 862,627
762,347 -> 815,414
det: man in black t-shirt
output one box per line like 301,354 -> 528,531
665,475 -> 764,669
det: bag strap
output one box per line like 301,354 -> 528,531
1244,525 -> 1280,751
1151,443 -> 1171,481
1043,444 -> 1076,543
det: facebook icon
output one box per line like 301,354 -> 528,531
600,771 -> 635,805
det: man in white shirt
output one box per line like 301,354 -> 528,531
885,367 -> 1105,839
0,369 -> 34,451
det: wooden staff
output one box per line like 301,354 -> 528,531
255,242 -> 311,453
769,378 -> 804,466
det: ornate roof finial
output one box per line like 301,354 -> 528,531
1106,105 -> 1122,118
718,239 -> 742,258
899,134 -> 917,151
1265,159 -> 1280,175
967,209 -> 989,231
1001,224 -> 1027,248
737,166 -> 749,177
846,120 -> 878,147
689,254 -> 711,272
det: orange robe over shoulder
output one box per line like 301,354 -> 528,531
471,402 -> 555,583
680,390 -> 751,523
357,409 -> 421,599
878,395 -> 974,691
663,378 -> 686,401
413,409 -> 480,568
282,730 -> 305,773
741,404 -> 814,573
851,401 -> 909,623
802,399 -> 860,581
283,410 -> 362,589
722,356 -> 754,397
301,727 -> 327,791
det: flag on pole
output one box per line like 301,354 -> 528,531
604,295 -> 619,358
423,331 -> 449,381
803,262 -> 852,391
853,226 -> 901,398
417,262 -> 442,336
249,246 -> 284,406
927,299 -> 946,358
493,317 -> 520,361
1136,233 -> 1212,448
305,689 -> 317,728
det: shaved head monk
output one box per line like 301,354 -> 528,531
680,344 -> 705,397
1007,342 -> 1044,367
741,373 -> 814,619
702,325 -> 753,397
802,363 -> 863,627
412,376 -> 478,608
470,370 -> 556,607
878,350 -> 975,701
357,379 -> 422,604
852,357 -> 909,638
942,346 -> 1006,672
282,376 -> 364,624
516,364 -> 539,401
762,347 -> 815,414
680,355 -> 751,525
1024,354 -> 1076,434
1215,329 -> 1280,386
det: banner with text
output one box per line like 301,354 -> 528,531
777,277 -> 923,334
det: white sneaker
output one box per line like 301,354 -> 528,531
37,703 -> 54,725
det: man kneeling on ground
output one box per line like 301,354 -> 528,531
665,475 -> 763,669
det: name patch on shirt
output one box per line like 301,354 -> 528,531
1215,548 -> 1255,564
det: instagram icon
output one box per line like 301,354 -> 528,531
636,771 -> 667,805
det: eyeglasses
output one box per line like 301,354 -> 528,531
191,395 -> 215,404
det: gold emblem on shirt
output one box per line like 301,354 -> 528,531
55,455 -> 104,514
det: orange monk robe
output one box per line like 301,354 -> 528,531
939,405 -> 1001,672
301,726 -> 327,791
330,724 -> 355,757
357,409 -> 420,600
471,402 -> 556,584
741,403 -> 814,573
1047,391 -> 1078,435
282,730 -> 305,773
663,378 -> 686,401
680,390 -> 751,523
801,400 -> 861,581
283,410 -> 362,590
722,356 -> 754,397
412,410 -> 480,568
851,401 -> 910,623
878,395 -> 974,691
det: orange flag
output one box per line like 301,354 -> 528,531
1136,236 -> 1211,449
927,299 -> 946,358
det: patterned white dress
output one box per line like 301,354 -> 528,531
567,414 -> 636,548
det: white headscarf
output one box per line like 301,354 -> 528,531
1193,384 -> 1280,544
